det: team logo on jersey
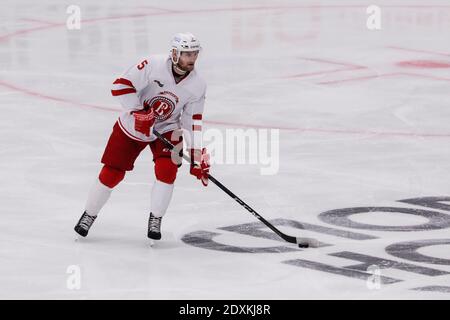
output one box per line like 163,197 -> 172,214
159,91 -> 179,103
144,96 -> 175,121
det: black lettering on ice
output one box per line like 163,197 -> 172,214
411,286 -> 450,293
330,251 -> 448,276
319,206 -> 450,231
398,196 -> 450,212
386,239 -> 450,266
282,258 -> 401,284
220,218 -> 376,244
181,230 -> 299,253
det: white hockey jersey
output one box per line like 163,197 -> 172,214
111,54 -> 206,150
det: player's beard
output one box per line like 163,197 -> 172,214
173,62 -> 194,76
178,60 -> 195,72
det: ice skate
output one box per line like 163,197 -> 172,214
74,211 -> 97,237
147,212 -> 162,240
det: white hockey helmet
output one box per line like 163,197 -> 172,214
170,32 -> 201,64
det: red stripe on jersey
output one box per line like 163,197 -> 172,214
111,88 -> 137,96
113,78 -> 134,88
192,125 -> 202,131
192,114 -> 202,120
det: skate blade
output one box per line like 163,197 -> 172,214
74,233 -> 87,242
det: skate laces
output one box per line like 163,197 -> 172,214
149,215 -> 161,231
80,213 -> 96,229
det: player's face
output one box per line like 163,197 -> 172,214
177,51 -> 199,72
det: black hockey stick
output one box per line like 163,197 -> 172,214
153,129 -> 318,248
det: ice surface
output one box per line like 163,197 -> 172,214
1,0 -> 450,299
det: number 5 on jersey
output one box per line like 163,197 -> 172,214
137,60 -> 148,70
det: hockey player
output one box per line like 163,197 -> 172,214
74,32 -> 210,240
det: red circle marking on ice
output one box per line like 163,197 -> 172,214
397,60 -> 450,69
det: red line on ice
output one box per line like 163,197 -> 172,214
1,79 -> 449,138
0,80 -> 119,112
387,46 -> 450,58
319,72 -> 450,85
1,5 -> 450,139
284,57 -> 367,79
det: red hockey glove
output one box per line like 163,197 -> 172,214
190,148 -> 210,187
132,107 -> 155,137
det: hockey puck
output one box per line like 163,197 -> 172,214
298,243 -> 309,248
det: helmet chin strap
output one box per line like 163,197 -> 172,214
171,50 -> 188,76
172,63 -> 188,76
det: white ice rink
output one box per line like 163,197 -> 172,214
1,0 -> 450,299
